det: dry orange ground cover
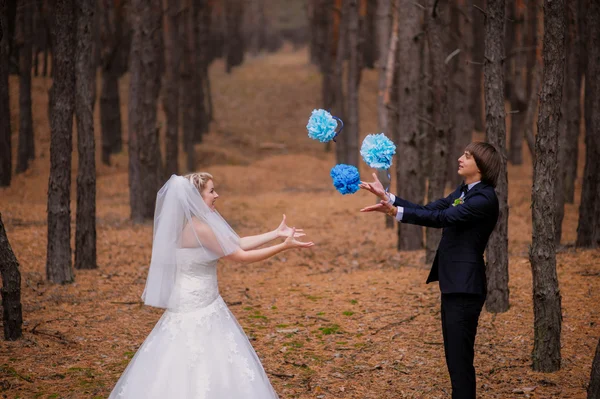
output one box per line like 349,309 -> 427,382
0,48 -> 598,399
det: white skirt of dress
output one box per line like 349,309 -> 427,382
108,296 -> 279,399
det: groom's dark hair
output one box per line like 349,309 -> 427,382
465,142 -> 501,188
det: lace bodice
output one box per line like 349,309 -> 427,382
170,248 -> 220,312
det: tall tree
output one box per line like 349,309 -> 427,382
555,0 -> 581,243
590,338 -> 600,399
345,0 -> 361,167
425,0 -> 450,264
508,1 -> 527,165
75,0 -> 97,270
192,0 -> 209,144
0,214 -> 22,341
376,0 -> 391,134
576,0 -> 600,248
562,0 -> 582,205
470,0 -> 485,132
47,0 -> 76,284
16,0 -> 35,173
99,0 -> 128,165
530,0 -> 565,372
333,0 -> 348,165
484,0 -> 509,313
396,0 -> 423,250
128,0 -> 163,223
0,0 -> 11,187
163,0 -> 182,177
224,0 -> 245,73
447,0 -> 473,187
181,0 -> 197,171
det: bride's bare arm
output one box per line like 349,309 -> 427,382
226,229 -> 314,264
238,214 -> 305,250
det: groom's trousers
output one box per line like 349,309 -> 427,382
441,293 -> 486,399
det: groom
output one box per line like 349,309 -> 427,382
360,142 -> 501,399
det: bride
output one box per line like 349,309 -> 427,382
109,173 -> 314,398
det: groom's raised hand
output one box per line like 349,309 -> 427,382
359,173 -> 389,201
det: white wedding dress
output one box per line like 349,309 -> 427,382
109,248 -> 279,398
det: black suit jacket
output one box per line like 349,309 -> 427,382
393,183 -> 499,295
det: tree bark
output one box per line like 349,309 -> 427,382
561,0 -> 581,205
181,0 -> 196,171
99,0 -> 127,165
524,63 -> 541,163
0,214 -> 22,341
530,0 -> 565,372
396,0 -> 423,250
425,0 -> 449,264
508,1 -> 527,165
470,0 -> 485,132
447,0 -> 473,187
576,0 -> 600,248
16,0 -> 34,174
484,0 -> 509,313
224,0 -> 245,73
334,0 -> 348,165
128,0 -> 163,223
345,0 -> 361,167
163,0 -> 182,177
0,0 -> 11,187
589,337 -> 600,399
376,0 -> 391,134
75,0 -> 97,270
47,0 -> 75,284
192,0 -> 209,144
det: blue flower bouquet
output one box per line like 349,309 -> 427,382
330,164 -> 360,195
307,109 -> 344,143
360,133 -> 396,170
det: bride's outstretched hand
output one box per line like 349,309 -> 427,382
284,228 -> 315,249
276,214 -> 305,238
359,173 -> 388,200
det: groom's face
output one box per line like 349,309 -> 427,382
457,151 -> 480,179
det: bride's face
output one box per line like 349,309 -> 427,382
201,179 -> 219,210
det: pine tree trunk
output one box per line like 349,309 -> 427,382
163,0 -> 181,177
16,0 -> 34,174
100,70 -> 122,165
0,0 -> 12,187
589,338 -> 600,399
75,0 -> 97,270
484,0 -> 509,313
376,0 -> 391,134
128,0 -> 163,223
396,0 -> 423,250
508,2 -> 527,166
192,0 -> 209,144
470,0 -> 485,132
0,214 -> 22,341
224,0 -> 245,73
47,0 -> 75,284
345,0 -> 361,167
447,0 -> 473,187
425,0 -> 449,264
530,0 -> 565,372
99,0 -> 126,165
576,0 -> 600,248
181,0 -> 196,172
334,0 -> 348,165
562,0 -> 581,205
524,64 -> 541,163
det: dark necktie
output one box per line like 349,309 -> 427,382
460,183 -> 469,197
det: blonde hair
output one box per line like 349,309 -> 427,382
184,172 -> 213,193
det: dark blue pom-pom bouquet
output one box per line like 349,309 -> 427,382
330,164 -> 360,195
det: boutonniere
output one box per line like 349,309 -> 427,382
452,198 -> 464,207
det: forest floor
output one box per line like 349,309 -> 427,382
0,46 -> 599,399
